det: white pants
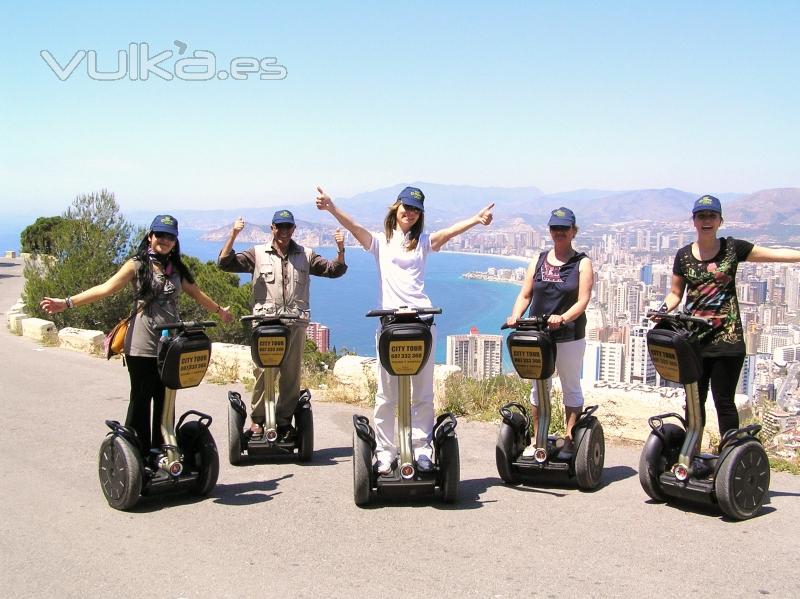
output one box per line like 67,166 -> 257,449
529,338 -> 586,408
373,325 -> 436,460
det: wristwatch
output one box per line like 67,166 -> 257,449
338,247 -> 345,253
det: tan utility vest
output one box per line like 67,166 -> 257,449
252,243 -> 314,320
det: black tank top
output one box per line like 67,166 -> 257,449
528,250 -> 587,342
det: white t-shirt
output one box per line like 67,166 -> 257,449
368,230 -> 435,309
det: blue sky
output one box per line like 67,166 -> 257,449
2,1 -> 798,217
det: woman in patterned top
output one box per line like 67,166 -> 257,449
661,195 -> 800,435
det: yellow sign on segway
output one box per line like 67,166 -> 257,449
178,349 -> 211,388
649,345 -> 681,382
257,336 -> 286,367
388,340 -> 425,375
511,346 -> 545,379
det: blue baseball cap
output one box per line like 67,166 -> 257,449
150,214 -> 179,236
272,209 -> 295,225
397,186 -> 425,212
692,195 -> 722,215
548,207 -> 576,227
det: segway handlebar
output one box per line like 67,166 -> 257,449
366,306 -> 442,318
241,313 -> 302,324
646,310 -> 712,328
501,314 -> 550,330
159,320 -> 217,332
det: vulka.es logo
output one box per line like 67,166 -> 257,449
40,41 -> 287,82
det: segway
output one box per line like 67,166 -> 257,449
98,320 -> 219,511
639,310 -> 770,520
496,316 -> 604,490
226,314 -> 313,464
352,306 -> 459,506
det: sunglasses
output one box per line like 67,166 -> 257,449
549,225 -> 571,232
153,232 -> 177,241
273,223 -> 295,230
694,211 -> 720,219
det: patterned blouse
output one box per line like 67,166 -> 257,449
672,237 -> 753,357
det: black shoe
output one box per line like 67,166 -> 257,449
277,425 -> 297,443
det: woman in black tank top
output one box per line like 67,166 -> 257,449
506,207 -> 594,448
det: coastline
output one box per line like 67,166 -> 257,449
439,249 -> 532,264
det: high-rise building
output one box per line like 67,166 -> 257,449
626,322 -> 656,385
306,322 -> 330,353
446,327 -> 503,379
599,343 -> 625,382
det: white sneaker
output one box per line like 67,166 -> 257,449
375,451 -> 393,475
416,454 -> 434,472
522,445 -> 536,458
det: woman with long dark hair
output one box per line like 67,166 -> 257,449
41,215 -> 233,449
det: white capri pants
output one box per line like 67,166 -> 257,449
529,337 -> 586,408
373,325 -> 436,459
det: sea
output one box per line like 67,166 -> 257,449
2,226 -> 527,366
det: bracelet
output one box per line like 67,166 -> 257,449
337,248 -> 345,253
215,305 -> 222,314
65,296 -> 73,309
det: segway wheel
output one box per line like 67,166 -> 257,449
179,421 -> 220,496
296,406 -> 314,463
439,435 -> 460,503
98,435 -> 143,511
352,430 -> 372,507
638,423 -> 685,503
715,440 -> 770,521
227,402 -> 245,466
495,422 -> 521,485
574,420 -> 605,491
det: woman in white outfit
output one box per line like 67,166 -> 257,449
317,185 -> 494,474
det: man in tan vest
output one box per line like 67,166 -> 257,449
218,209 -> 347,440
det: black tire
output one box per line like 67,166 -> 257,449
98,435 -> 143,511
439,435 -> 460,504
296,406 -> 314,463
352,430 -> 372,507
638,423 -> 685,502
495,422 -> 521,485
179,421 -> 219,497
715,440 -> 770,520
574,419 -> 605,490
227,402 -> 245,466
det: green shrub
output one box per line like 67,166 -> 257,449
442,373 -> 566,435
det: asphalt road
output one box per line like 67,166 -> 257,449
1,258 -> 799,598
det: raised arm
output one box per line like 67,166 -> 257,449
430,203 -> 494,251
182,280 -> 234,323
315,186 -> 373,250
747,245 -> 800,263
219,217 -> 245,259
40,259 -> 137,314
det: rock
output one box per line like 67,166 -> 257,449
206,342 -> 255,383
332,355 -> 462,409
7,310 -> 27,334
20,317 -> 58,344
58,327 -> 105,355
